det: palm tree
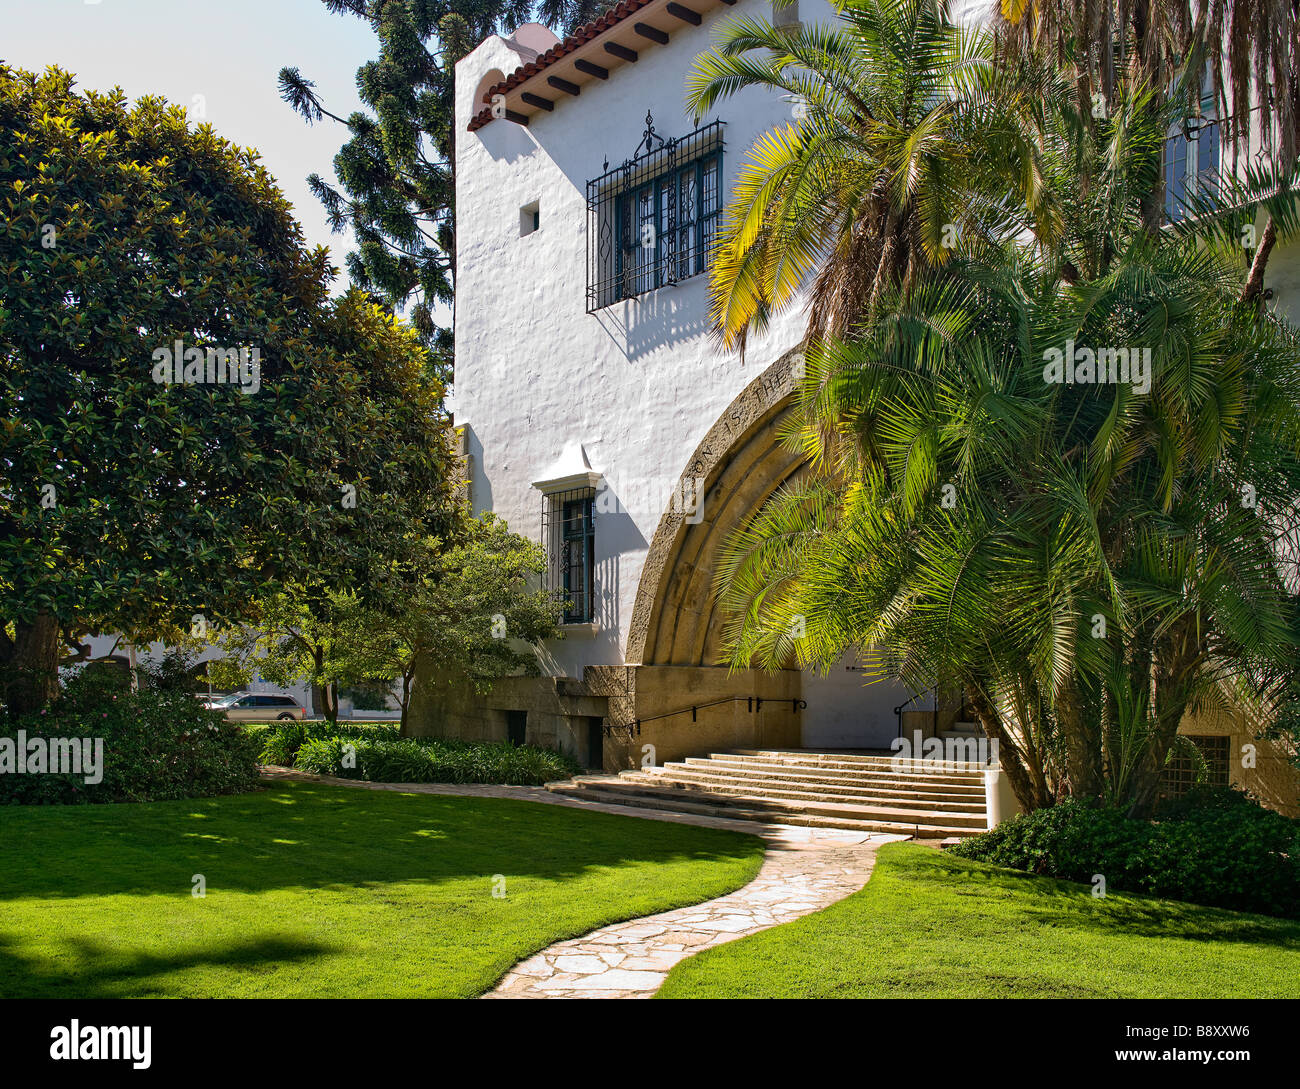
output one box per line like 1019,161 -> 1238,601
718,248 -> 1300,812
713,88 -> 1300,813
996,0 -> 1300,278
997,0 -> 1300,162
686,0 -> 1057,349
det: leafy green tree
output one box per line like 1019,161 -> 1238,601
343,513 -> 561,732
210,513 -> 561,730
0,65 -> 455,714
206,586 -> 376,723
535,0 -> 606,34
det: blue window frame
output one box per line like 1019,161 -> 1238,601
586,119 -> 725,310
614,152 -> 722,298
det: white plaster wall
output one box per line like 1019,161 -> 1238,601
800,649 -> 912,749
1263,234 -> 1300,327
453,1 -> 838,677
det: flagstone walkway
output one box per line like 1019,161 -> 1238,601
261,766 -> 903,999
484,824 -> 898,999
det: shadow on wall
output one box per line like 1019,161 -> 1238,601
477,111 -> 538,165
591,287 -> 712,363
592,479 -> 648,659
458,423 -> 493,513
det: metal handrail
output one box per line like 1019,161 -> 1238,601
602,695 -> 807,737
894,682 -> 941,740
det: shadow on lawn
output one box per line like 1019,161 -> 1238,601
0,782 -> 761,902
0,931 -> 335,999
900,847 -> 1300,946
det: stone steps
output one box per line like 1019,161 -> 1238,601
546,748 -> 991,836
643,767 -> 985,812
546,779 -> 982,837
682,755 -> 985,792
728,748 -> 988,774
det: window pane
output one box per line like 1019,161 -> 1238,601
658,177 -> 673,285
636,187 -> 655,294
702,213 -> 718,269
1164,133 -> 1188,220
1197,118 -> 1220,187
702,156 -> 719,216
678,167 -> 698,278
605,140 -> 722,301
560,497 -> 594,622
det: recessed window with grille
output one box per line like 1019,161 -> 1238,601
1159,735 -> 1231,799
1164,102 -> 1221,223
587,113 -> 724,311
542,487 -> 595,622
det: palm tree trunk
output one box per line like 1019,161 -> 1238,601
1242,216 -> 1278,305
866,206 -> 903,322
1056,678 -> 1103,798
1126,620 -> 1202,815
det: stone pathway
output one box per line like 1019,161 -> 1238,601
484,825 -> 898,999
260,766 -> 903,999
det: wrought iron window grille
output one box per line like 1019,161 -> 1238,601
586,112 -> 725,312
540,486 -> 596,623
1159,735 -> 1230,799
1163,109 -> 1223,223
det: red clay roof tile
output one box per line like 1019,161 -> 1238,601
467,0 -> 667,131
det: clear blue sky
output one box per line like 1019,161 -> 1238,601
0,0 -> 380,280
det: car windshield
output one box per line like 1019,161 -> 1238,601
210,695 -> 242,707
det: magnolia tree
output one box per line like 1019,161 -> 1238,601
0,66 -> 455,713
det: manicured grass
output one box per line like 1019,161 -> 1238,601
0,782 -> 764,998
656,842 -> 1300,999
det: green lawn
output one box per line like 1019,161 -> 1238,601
0,782 -> 764,998
657,842 -> 1300,999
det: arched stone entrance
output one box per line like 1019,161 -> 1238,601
628,347 -> 806,668
589,345 -> 914,769
593,349 -> 812,768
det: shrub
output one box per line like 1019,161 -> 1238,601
270,722 -> 580,786
238,724 -> 272,749
258,720 -> 398,767
0,669 -> 260,805
951,791 -> 1300,918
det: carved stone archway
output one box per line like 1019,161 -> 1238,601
592,348 -> 809,768
627,346 -> 806,668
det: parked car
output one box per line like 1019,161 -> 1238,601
204,693 -> 306,722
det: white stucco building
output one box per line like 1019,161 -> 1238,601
415,0 -> 928,770
408,0 -> 1299,822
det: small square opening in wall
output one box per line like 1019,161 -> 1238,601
520,201 -> 540,237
